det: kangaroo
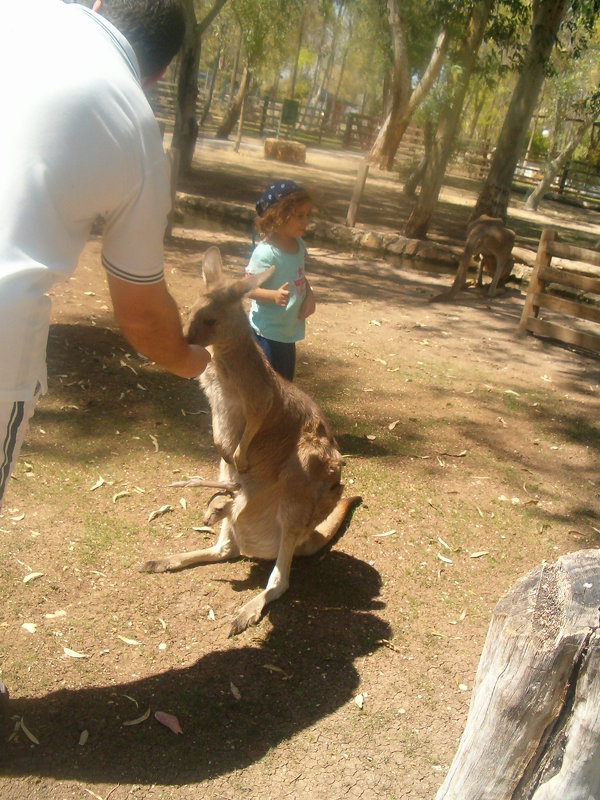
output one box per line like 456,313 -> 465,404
431,215 -> 515,302
141,246 -> 361,637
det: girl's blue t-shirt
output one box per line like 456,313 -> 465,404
246,239 -> 307,343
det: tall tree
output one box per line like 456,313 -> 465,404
405,0 -> 494,239
368,0 -> 449,170
471,0 -> 571,221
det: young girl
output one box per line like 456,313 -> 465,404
245,180 -> 315,381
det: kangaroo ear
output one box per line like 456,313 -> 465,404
202,246 -> 224,289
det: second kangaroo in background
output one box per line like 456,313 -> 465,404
431,214 -> 516,302
141,246 -> 361,637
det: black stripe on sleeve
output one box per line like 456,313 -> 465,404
102,254 -> 164,284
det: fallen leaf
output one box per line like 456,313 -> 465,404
150,434 -> 159,452
388,420 -> 400,430
208,608 -> 216,621
10,513 -> 25,522
370,319 -> 381,326
366,434 -> 376,441
470,551 -> 489,559
21,623 -> 37,634
436,553 -> 453,564
123,707 -> 151,727
112,491 -> 131,503
117,635 -> 142,646
437,537 -> 451,551
374,529 -> 396,538
354,693 -> 364,709
44,610 -> 66,619
90,477 -> 105,491
262,664 -> 292,679
193,526 -> 213,533
230,682 -> 241,700
19,717 -> 40,745
148,505 -> 173,522
79,730 -> 89,746
154,711 -> 183,735
63,647 -> 89,659
23,572 -> 43,584
179,497 -> 187,510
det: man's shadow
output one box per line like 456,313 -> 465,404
2,551 -> 390,786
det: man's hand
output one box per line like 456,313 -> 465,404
107,274 -> 210,378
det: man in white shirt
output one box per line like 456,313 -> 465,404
0,0 -> 211,507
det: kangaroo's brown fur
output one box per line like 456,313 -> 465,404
141,247 -> 361,636
431,215 -> 516,302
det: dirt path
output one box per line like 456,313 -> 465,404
0,142 -> 599,800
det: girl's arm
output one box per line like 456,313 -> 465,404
250,282 -> 290,307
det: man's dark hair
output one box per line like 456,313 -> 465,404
96,0 -> 185,79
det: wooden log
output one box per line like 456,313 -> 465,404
263,137 -> 306,165
435,549 -> 600,800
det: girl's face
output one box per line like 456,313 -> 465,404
281,200 -> 312,239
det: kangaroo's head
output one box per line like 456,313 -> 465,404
186,246 -> 273,348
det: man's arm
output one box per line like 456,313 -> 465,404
106,274 -> 210,378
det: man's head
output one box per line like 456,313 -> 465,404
92,0 -> 185,81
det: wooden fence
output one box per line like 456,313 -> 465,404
519,228 -> 600,355
146,81 -> 600,209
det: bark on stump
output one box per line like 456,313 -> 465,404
436,549 -> 600,800
263,138 -> 306,165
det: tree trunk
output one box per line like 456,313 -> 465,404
405,1 -> 492,239
172,0 -> 201,175
228,28 -> 242,99
369,28 -> 448,171
367,0 -> 410,169
233,83 -> 248,153
436,549 -> 600,799
216,65 -> 251,140
471,0 -> 569,222
525,118 -> 594,210
173,0 -> 229,175
200,38 -> 222,128
289,10 -> 306,100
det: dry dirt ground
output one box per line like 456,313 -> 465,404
1,142 -> 599,800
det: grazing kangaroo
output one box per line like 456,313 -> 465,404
141,247 -> 361,637
431,215 -> 515,302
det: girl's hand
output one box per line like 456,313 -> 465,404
274,282 -> 290,307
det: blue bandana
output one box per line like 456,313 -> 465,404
256,180 -> 301,216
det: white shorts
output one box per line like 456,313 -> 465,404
0,390 -> 40,510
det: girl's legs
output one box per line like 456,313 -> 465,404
251,331 -> 296,381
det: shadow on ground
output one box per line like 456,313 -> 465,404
1,551 -> 389,785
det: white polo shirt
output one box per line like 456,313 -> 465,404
0,0 -> 171,401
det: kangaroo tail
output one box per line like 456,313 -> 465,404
296,495 -> 362,557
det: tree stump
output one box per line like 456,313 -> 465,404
436,549 -> 600,800
263,137 -> 306,165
